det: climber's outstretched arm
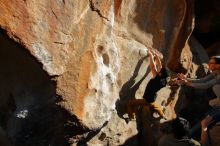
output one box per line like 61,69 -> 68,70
148,50 -> 158,78
154,52 -> 162,73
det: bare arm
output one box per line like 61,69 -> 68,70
177,73 -> 218,88
200,116 -> 213,146
178,73 -> 215,83
179,77 -> 218,89
148,50 -> 157,78
154,53 -> 162,73
190,79 -> 218,89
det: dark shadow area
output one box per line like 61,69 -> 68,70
121,106 -> 165,146
175,53 -> 213,123
177,87 -> 203,120
173,0 -> 220,141
119,108 -> 151,146
193,32 -> 220,49
193,0 -> 220,57
120,135 -> 139,146
76,121 -> 109,146
0,28 -> 92,146
115,56 -> 151,146
115,56 -> 150,119
165,85 -> 179,106
175,85 -> 213,141
0,28 -> 56,146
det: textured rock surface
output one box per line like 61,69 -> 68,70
0,0 -> 219,146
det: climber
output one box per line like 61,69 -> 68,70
158,116 -> 213,146
127,48 -> 170,120
177,55 -> 220,108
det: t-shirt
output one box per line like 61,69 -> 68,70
143,74 -> 167,103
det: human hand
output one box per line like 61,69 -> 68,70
148,50 -> 156,61
154,49 -> 163,59
148,49 -> 163,59
144,49 -> 153,58
176,79 -> 186,85
177,73 -> 186,80
147,49 -> 153,56
168,79 -> 180,86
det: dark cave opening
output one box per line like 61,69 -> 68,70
0,29 -> 90,146
193,0 -> 220,57
0,29 -> 60,146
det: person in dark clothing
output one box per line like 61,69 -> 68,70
143,67 -> 168,103
177,56 -> 220,107
127,49 -> 169,119
159,116 -> 213,146
188,107 -> 220,139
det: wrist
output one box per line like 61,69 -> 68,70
186,81 -> 192,86
202,127 -> 207,132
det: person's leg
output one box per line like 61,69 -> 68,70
189,107 -> 220,138
150,102 -> 165,118
127,99 -> 147,119
207,108 -> 220,127
209,98 -> 220,108
141,106 -> 153,146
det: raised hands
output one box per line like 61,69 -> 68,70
177,73 -> 187,80
147,49 -> 162,77
175,73 -> 190,85
147,48 -> 163,59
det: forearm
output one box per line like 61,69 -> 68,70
155,55 -> 162,73
200,116 -> 213,146
149,53 -> 157,78
187,74 -> 215,83
200,127 -> 208,146
190,79 -> 217,89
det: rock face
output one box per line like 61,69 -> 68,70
0,0 -> 219,146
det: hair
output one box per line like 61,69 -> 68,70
210,56 -> 220,64
172,117 -> 190,139
160,67 -> 169,78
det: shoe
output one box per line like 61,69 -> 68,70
153,112 -> 160,118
